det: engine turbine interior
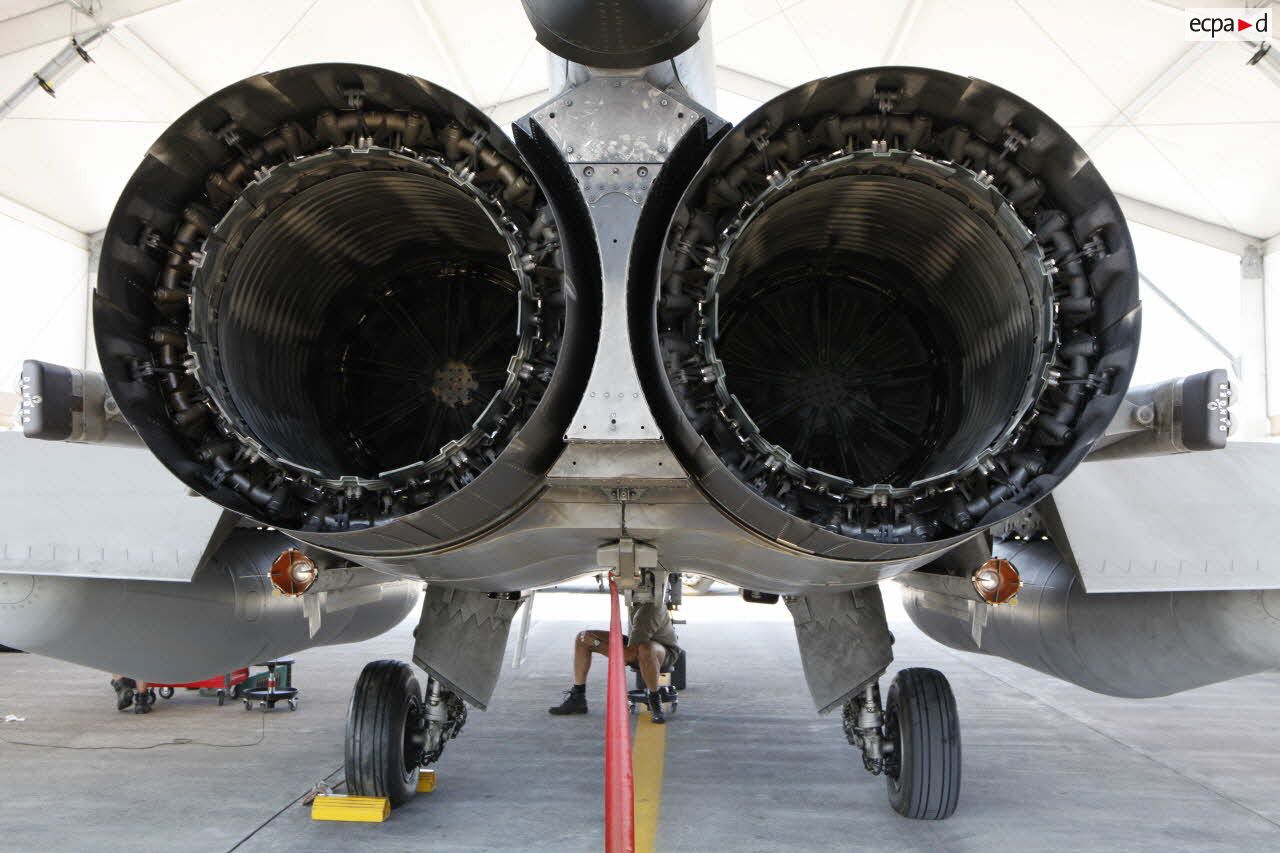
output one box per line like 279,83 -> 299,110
95,64 -> 584,543
647,68 -> 1141,562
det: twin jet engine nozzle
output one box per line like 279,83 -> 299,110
94,63 -> 1139,586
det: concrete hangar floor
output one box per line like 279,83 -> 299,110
1,581 -> 1278,852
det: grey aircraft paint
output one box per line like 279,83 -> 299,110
0,528 -> 419,682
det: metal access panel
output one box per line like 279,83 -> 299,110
526,75 -> 703,441
1050,441 -> 1280,592
0,431 -> 227,581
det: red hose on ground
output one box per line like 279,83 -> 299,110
605,578 -> 635,853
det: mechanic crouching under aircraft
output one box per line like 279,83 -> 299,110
548,591 -> 681,724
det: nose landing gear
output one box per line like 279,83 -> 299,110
345,660 -> 467,807
844,668 -> 961,820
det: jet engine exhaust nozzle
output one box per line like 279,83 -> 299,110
653,67 -> 1141,555
95,65 -> 571,539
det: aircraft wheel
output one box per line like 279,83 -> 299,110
345,660 -> 424,807
884,668 -> 960,820
158,687 -> 175,700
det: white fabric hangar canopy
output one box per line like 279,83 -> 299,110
0,0 -> 1277,432
0,0 -> 1276,238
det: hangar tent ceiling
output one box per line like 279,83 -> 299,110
1,0 -> 1278,435
0,0 -> 1276,240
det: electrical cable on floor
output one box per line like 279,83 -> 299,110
227,764 -> 345,853
0,709 -> 268,751
0,709 -> 350,851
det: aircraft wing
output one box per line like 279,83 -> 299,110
1043,441 -> 1280,593
0,430 -> 228,581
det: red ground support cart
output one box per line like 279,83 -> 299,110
148,668 -> 250,706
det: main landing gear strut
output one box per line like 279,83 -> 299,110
844,668 -> 961,820
345,660 -> 467,806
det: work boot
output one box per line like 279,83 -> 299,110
111,677 -> 136,711
133,689 -> 154,714
548,685 -> 588,715
646,690 -> 666,725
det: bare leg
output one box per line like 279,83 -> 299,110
553,631 -> 653,717
133,678 -> 153,713
574,630 -> 642,684
637,642 -> 665,692
552,631 -> 615,716
573,630 -> 609,684
574,630 -> 624,683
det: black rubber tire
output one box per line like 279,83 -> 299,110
884,668 -> 961,820
345,660 -> 423,807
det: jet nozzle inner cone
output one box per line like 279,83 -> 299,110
711,167 -> 1049,488
191,151 -> 527,484
657,139 -> 1082,545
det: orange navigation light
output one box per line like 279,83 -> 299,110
972,558 -> 1021,604
270,549 -> 317,596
